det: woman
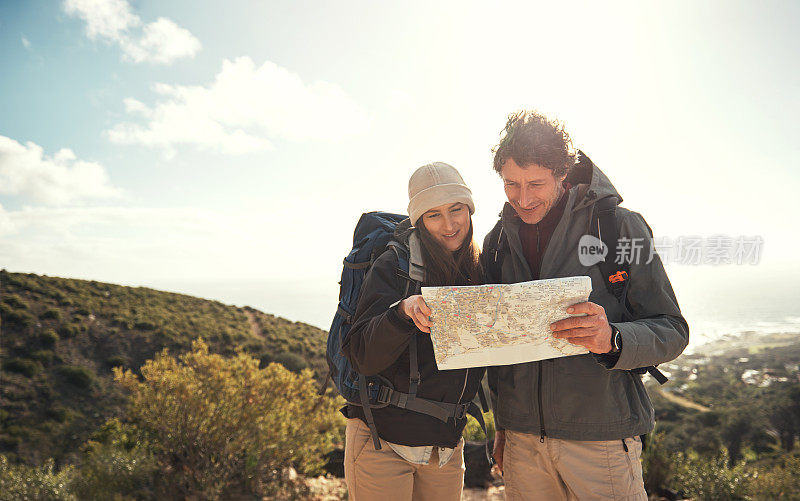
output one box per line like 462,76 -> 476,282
341,162 -> 486,501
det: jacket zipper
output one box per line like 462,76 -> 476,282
536,226 -> 546,443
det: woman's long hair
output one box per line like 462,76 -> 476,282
417,218 -> 482,287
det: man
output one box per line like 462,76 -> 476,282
484,111 -> 688,500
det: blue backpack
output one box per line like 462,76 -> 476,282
322,211 -> 492,461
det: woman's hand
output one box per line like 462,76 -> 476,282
399,295 -> 432,333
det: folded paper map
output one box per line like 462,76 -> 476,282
421,276 -> 592,370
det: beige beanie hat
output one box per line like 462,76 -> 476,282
408,162 -> 475,225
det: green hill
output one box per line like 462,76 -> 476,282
0,269 -> 328,466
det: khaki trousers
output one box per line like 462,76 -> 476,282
343,418 -> 465,501
504,430 -> 647,501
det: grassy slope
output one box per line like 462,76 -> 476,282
0,270 -> 328,465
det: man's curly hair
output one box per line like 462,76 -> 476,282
492,110 -> 575,177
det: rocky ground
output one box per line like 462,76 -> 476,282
293,474 -> 505,500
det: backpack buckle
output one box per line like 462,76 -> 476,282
454,403 -> 469,420
376,386 -> 392,404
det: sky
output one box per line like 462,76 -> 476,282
1,0 -> 798,346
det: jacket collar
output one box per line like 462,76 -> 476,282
393,218 -> 426,282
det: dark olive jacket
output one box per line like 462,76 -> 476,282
485,163 -> 689,441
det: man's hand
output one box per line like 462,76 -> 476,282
549,301 -> 613,354
399,295 -> 432,333
492,429 -> 506,475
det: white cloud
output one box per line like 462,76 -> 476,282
63,0 -> 200,64
0,135 -> 122,206
120,18 -> 200,64
63,0 -> 138,40
21,36 -> 31,50
107,56 -> 369,154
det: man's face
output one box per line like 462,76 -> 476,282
500,158 -> 567,225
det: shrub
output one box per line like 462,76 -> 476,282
0,437 -> 20,451
114,338 -> 343,499
0,455 -> 76,501
71,444 -> 157,500
463,410 -> 496,442
111,316 -> 132,329
41,308 -> 62,321
40,329 -> 59,348
30,350 -> 54,365
750,454 -> 800,500
45,406 -> 70,424
3,358 -> 41,377
134,320 -> 157,331
58,366 -> 96,389
57,324 -> 79,339
0,306 -> 34,328
642,431 -> 675,494
273,351 -> 308,373
2,295 -> 28,309
105,356 -> 129,369
674,449 -> 751,500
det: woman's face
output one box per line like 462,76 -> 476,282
420,202 -> 470,253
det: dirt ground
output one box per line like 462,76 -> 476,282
302,475 -> 504,500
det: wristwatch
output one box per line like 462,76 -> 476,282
609,324 -> 623,353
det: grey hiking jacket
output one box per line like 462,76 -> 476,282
484,163 -> 689,441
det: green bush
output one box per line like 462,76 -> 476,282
0,436 -> 21,451
0,306 -> 34,327
674,449 -> 751,500
58,366 -> 96,389
750,454 -> 800,500
642,431 -> 675,494
463,410 -> 496,442
57,324 -> 79,339
3,357 -> 41,377
45,406 -> 71,424
30,350 -> 55,365
105,355 -> 129,369
40,329 -> 60,348
71,444 -> 157,500
41,308 -> 62,320
114,339 -> 343,499
111,316 -> 133,329
0,455 -> 76,501
273,351 -> 308,373
134,320 -> 157,331
2,294 -> 28,309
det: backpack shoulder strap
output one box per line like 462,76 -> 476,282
592,196 -> 629,304
388,241 -> 420,297
592,198 -> 668,385
482,217 -> 506,284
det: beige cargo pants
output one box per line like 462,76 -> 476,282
343,418 -> 466,501
503,430 -> 647,500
